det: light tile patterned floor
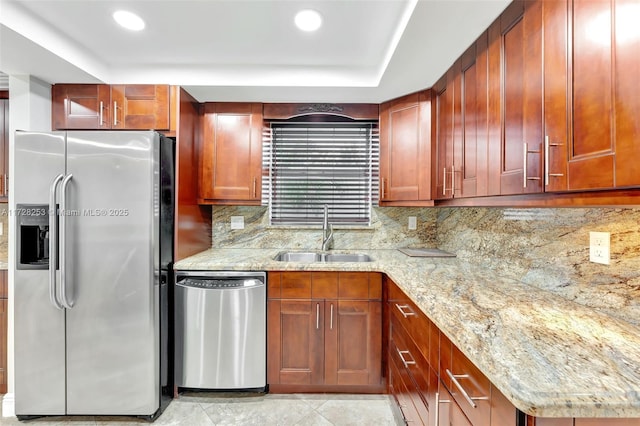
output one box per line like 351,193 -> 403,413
0,393 -> 399,426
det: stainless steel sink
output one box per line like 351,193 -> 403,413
324,253 -> 372,263
273,251 -> 373,263
273,252 -> 323,262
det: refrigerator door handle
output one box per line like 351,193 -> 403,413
59,173 -> 74,309
49,174 -> 65,310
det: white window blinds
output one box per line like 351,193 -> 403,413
263,122 -> 379,226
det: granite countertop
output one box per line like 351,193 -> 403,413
175,248 -> 640,419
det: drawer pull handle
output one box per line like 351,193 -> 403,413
395,304 -> 416,318
446,369 -> 489,409
396,348 -> 416,368
435,392 -> 451,426
316,303 -> 320,330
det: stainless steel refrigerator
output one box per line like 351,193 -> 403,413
12,131 -> 174,419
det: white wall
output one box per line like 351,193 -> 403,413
4,75 -> 51,417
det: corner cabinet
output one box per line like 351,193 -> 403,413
267,271 -> 384,393
379,91 -> 433,206
52,84 -> 171,131
199,102 -> 263,205
387,277 -> 518,426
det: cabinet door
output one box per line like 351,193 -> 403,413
569,0 -> 615,190
52,84 -> 111,129
0,299 -> 5,394
542,0 -> 570,192
614,0 -> 640,188
499,0 -> 544,195
379,91 -> 432,203
267,299 -> 324,385
111,85 -> 170,130
460,43 -> 484,198
0,97 -> 8,200
434,74 -> 454,200
325,300 -> 382,386
200,103 -> 263,203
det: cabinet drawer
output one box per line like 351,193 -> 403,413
388,281 -> 437,368
445,344 -> 491,426
389,332 -> 429,425
389,349 -> 425,424
390,315 -> 431,407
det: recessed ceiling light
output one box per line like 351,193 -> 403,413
295,9 -> 322,32
113,10 -> 145,31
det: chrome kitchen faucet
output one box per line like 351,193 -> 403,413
322,204 -> 334,251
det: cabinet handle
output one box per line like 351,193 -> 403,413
252,177 -> 257,198
396,348 -> 416,369
330,303 -> 334,330
435,392 -> 451,426
99,101 -> 104,126
545,135 -> 565,186
446,369 -> 489,409
524,142 -> 542,188
381,177 -> 386,199
523,142 -> 528,188
395,303 -> 416,318
113,101 -> 118,126
4,175 -> 7,197
442,168 -> 446,196
316,303 -> 320,330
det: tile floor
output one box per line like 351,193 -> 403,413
0,393 -> 400,425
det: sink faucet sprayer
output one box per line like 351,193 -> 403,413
322,204 -> 334,251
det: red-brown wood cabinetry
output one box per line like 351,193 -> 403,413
0,270 -> 7,394
52,84 -> 170,131
0,92 -> 8,201
488,0 -> 544,196
379,91 -> 433,205
267,272 -> 383,393
199,102 -> 263,205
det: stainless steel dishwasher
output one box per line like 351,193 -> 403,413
175,271 -> 266,390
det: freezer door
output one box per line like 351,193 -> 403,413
64,131 -> 160,415
13,132 -> 66,415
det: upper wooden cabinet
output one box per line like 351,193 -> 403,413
199,102 -> 263,205
568,0 -> 640,191
0,92 -> 9,201
487,0 -> 544,196
433,36 -> 489,200
52,84 -> 171,130
379,91 -> 433,206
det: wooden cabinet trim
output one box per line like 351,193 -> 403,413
263,103 -> 378,120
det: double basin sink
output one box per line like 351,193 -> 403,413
274,251 -> 373,263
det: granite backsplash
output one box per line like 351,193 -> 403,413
210,206 -> 437,250
211,205 -> 640,325
436,207 -> 640,325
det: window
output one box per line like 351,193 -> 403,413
263,121 -> 379,226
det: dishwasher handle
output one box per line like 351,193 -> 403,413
176,276 -> 265,289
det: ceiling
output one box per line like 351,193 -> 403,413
0,0 -> 511,103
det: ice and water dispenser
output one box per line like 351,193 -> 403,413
16,204 -> 51,270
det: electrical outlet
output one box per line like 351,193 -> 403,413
589,231 -> 610,265
408,216 -> 417,230
230,216 -> 245,230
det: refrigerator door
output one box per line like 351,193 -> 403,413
64,131 -> 160,415
14,132 -> 67,415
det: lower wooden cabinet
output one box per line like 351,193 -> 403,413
388,277 -> 514,426
267,271 -> 383,392
0,270 -> 7,394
